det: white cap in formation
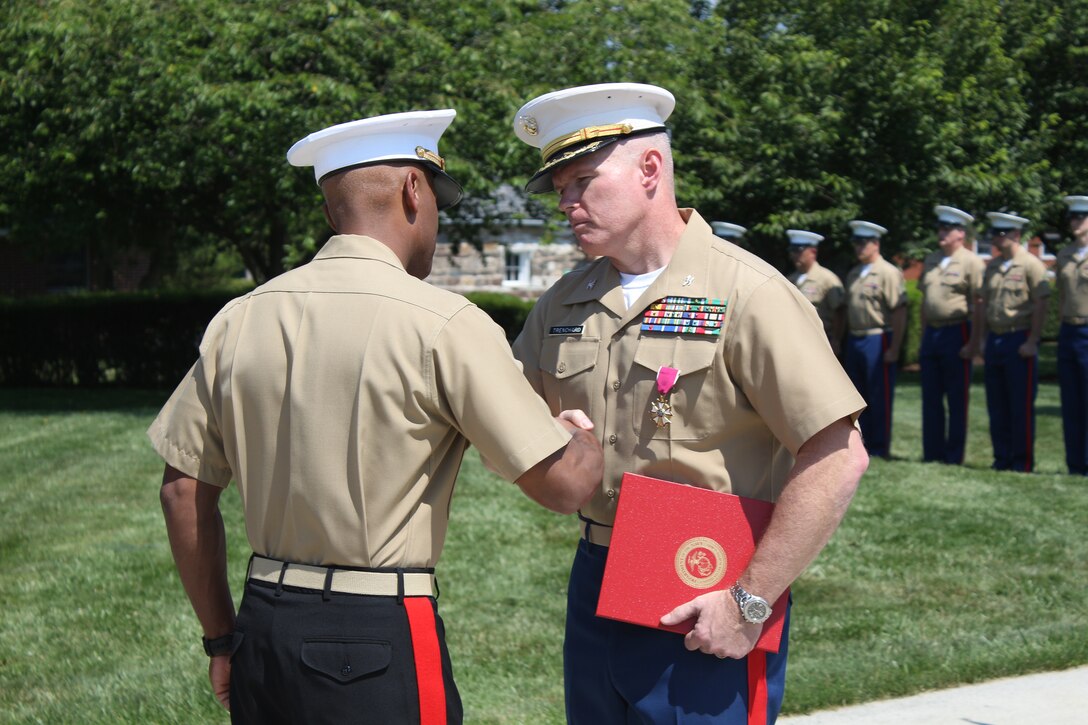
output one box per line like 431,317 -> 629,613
934,205 -> 974,225
1064,196 -> 1088,213
986,211 -> 1029,230
513,82 -> 675,193
787,229 -> 824,246
849,220 -> 888,238
711,221 -> 747,239
287,109 -> 463,209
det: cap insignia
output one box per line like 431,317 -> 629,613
519,116 -> 539,136
415,146 -> 445,170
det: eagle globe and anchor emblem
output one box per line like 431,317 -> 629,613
674,536 -> 727,589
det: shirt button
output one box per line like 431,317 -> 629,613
606,489 -> 616,498
557,362 -> 566,373
612,380 -> 621,391
608,434 -> 617,445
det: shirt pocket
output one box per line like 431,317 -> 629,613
539,336 -> 600,416
630,336 -> 719,441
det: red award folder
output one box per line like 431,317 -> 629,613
595,472 -> 788,653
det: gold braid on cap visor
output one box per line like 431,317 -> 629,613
540,123 -> 634,162
415,146 -> 445,170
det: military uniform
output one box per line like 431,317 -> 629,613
982,246 -> 1050,471
151,235 -> 572,722
918,246 -> 985,463
844,255 -> 906,457
789,262 -> 845,343
1056,240 -> 1088,473
512,210 -> 865,724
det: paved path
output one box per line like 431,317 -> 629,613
777,665 -> 1088,724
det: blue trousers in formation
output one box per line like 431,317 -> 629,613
564,539 -> 790,724
984,330 -> 1037,472
844,331 -> 896,458
1057,322 -> 1088,475
919,322 -> 973,464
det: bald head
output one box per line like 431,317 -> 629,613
321,162 -> 424,232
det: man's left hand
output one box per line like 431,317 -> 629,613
883,348 -> 900,364
1018,340 -> 1038,358
659,590 -> 761,659
209,655 -> 231,710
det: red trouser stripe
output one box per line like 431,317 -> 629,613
747,649 -> 767,725
1025,356 -> 1034,472
404,597 -> 446,725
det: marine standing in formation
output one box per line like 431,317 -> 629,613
978,212 -> 1050,472
918,205 -> 986,464
786,229 -> 846,355
1056,195 -> 1088,474
843,220 -> 907,458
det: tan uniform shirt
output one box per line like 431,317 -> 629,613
149,235 -> 570,568
788,262 -> 845,337
1055,243 -> 1088,321
919,246 -> 985,324
845,255 -> 907,332
982,247 -> 1051,332
511,210 -> 865,527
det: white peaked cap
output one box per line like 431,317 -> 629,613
513,83 -> 675,193
986,211 -> 1029,230
287,109 -> 462,209
711,221 -> 747,239
1063,196 -> 1088,213
934,205 -> 974,225
848,220 -> 888,238
787,229 -> 824,246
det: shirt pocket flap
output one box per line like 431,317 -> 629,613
633,336 -> 717,377
540,337 -> 600,379
301,639 -> 392,683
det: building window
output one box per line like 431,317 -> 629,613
503,246 -> 533,287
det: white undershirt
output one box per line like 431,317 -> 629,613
940,256 -> 952,270
619,267 -> 666,309
859,264 -> 873,278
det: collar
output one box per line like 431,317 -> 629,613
559,210 -> 716,322
314,234 -> 406,271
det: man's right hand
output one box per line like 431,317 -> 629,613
209,655 -> 231,710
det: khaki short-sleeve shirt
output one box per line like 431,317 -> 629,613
919,247 -> 985,324
511,210 -> 865,526
982,247 -> 1051,330
149,235 -> 571,568
845,256 -> 907,331
789,262 -> 845,337
1056,244 -> 1088,320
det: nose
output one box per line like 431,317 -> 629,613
558,187 -> 578,214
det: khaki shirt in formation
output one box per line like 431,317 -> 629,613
1055,243 -> 1088,321
788,262 -> 845,337
149,235 -> 570,569
982,247 -> 1051,332
845,255 -> 907,332
919,246 -> 985,325
511,210 -> 865,527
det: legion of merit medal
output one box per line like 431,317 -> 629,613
650,366 -> 680,428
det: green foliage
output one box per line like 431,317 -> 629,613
0,1 -> 1085,287
464,291 -> 535,342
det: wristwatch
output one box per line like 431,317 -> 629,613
202,633 -> 235,657
729,583 -> 773,625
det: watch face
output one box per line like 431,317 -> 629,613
743,599 -> 771,624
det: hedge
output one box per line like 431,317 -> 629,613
0,289 -> 536,388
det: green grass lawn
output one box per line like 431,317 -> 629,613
1,374 -> 1086,724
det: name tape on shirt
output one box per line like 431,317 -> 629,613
549,325 -> 584,335
641,296 -> 727,336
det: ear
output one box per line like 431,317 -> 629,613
322,202 -> 337,233
639,147 -> 665,191
402,168 -> 422,219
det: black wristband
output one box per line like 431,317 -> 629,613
202,633 -> 234,657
